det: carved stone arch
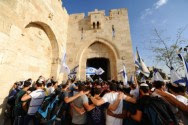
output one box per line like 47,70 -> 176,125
25,21 -> 59,78
78,39 -> 118,80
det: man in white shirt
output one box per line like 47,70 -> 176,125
175,83 -> 188,125
90,83 -> 136,125
22,80 -> 46,125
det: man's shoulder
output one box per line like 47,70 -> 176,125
104,92 -> 118,96
81,94 -> 87,99
17,90 -> 26,96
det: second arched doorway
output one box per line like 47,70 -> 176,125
78,41 -> 118,80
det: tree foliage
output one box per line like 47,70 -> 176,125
151,28 -> 187,71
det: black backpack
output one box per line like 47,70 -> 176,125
139,96 -> 178,125
4,89 -> 20,118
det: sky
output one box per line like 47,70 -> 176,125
63,0 -> 188,74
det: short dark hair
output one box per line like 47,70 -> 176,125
109,83 -> 117,91
52,81 -> 58,86
36,81 -> 43,87
61,83 -> 68,89
94,88 -> 102,95
167,83 -> 179,93
78,84 -> 86,91
140,86 -> 149,93
47,83 -> 52,87
177,85 -> 186,93
153,81 -> 165,89
23,81 -> 31,88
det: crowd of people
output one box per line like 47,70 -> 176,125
5,74 -> 188,125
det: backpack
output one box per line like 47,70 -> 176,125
13,90 -> 27,117
4,89 -> 20,118
35,91 -> 65,124
140,96 -> 178,125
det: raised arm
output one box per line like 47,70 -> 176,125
134,75 -> 138,86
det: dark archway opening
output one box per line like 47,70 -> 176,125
86,58 -> 110,81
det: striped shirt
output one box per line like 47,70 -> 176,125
28,89 -> 45,115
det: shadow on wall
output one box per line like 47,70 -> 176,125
0,88 -> 14,125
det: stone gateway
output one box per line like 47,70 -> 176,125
0,0 -> 134,123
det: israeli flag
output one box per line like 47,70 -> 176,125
70,65 -> 79,75
122,64 -> 128,86
136,48 -> 150,77
151,69 -> 164,82
170,68 -> 186,86
96,67 -> 105,75
60,49 -> 70,74
178,54 -> 188,86
86,67 -> 97,75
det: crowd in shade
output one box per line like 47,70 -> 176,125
4,72 -> 188,125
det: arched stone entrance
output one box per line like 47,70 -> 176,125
78,41 -> 117,80
24,22 -> 59,79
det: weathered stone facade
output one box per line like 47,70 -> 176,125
0,0 -> 134,124
67,9 -> 135,80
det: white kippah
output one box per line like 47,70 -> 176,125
140,83 -> 148,87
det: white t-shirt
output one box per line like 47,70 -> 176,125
102,92 -> 125,125
28,89 -> 45,115
46,87 -> 55,96
176,95 -> 188,105
130,86 -> 139,99
176,95 -> 188,125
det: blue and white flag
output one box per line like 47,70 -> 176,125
70,65 -> 79,75
178,54 -> 188,86
60,49 -> 70,74
121,64 -> 128,86
96,67 -> 105,75
151,69 -> 164,82
68,65 -> 79,80
86,67 -> 97,75
170,68 -> 186,86
135,48 -> 150,77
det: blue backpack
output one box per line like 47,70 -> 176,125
35,92 -> 65,124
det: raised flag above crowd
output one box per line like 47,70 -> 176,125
119,64 -> 128,86
86,67 -> 105,76
96,67 -> 105,75
151,69 -> 164,82
86,67 -> 98,75
60,49 -> 70,74
135,47 -> 150,77
178,53 -> 188,86
170,67 -> 186,86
